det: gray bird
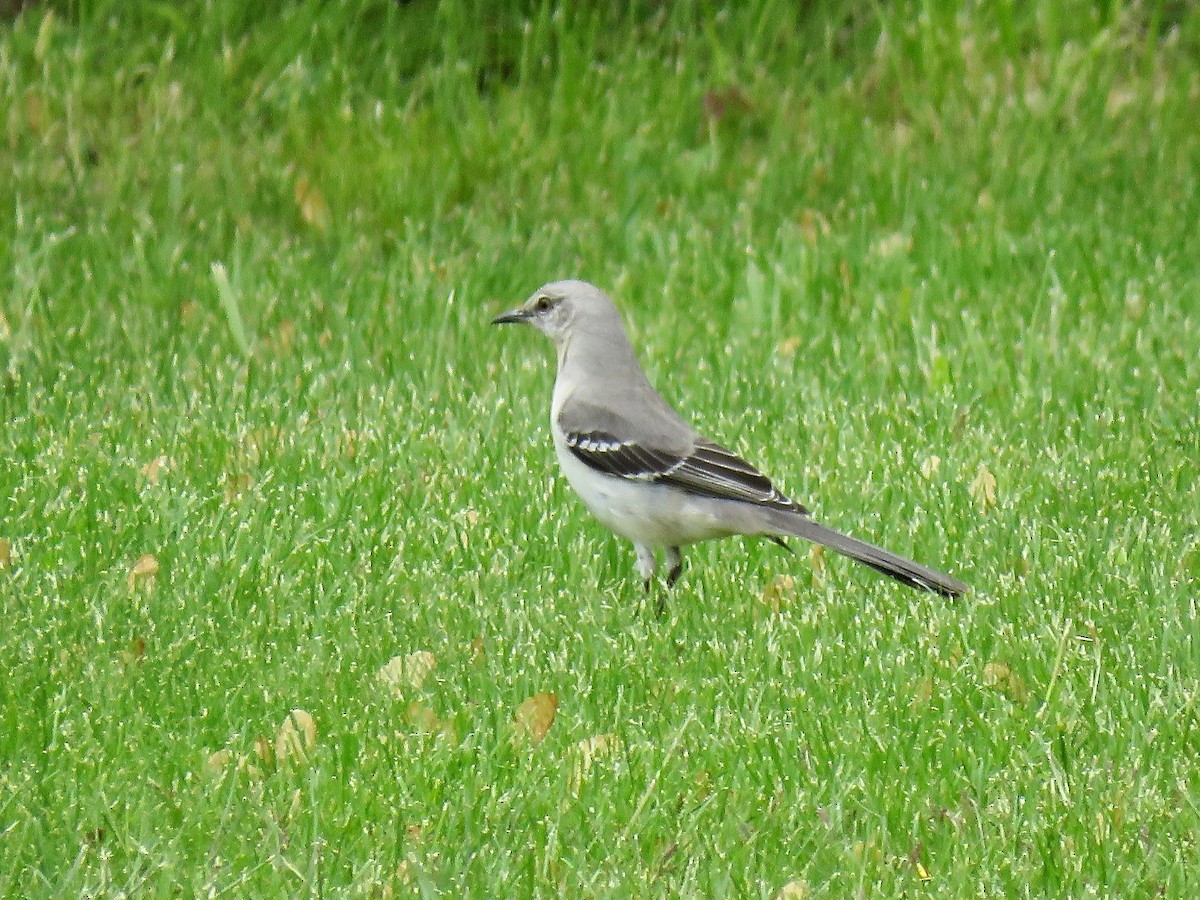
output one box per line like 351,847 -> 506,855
493,279 -> 967,607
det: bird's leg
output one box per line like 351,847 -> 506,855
634,544 -> 658,594
650,547 -> 683,618
664,546 -> 683,587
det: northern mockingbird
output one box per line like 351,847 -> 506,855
493,279 -> 967,606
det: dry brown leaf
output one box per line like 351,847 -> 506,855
377,655 -> 406,692
982,662 -> 1028,702
254,736 -> 273,766
140,455 -> 170,484
776,880 -> 811,900
238,753 -> 266,781
127,553 -> 159,591
295,174 -> 331,231
378,651 -> 437,693
405,703 -> 455,741
276,708 -> 317,765
809,545 -> 826,587
120,636 -> 146,667
969,463 -> 998,512
569,733 -> 621,791
224,472 -> 251,502
776,336 -> 803,356
911,676 -> 934,708
406,652 -> 437,690
0,538 -> 11,569
981,661 -> 1010,687
513,691 -> 558,746
205,749 -> 233,777
761,574 -> 796,614
405,702 -> 439,731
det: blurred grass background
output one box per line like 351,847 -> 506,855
2,0 -> 1199,895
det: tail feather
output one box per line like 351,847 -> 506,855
767,510 -> 968,598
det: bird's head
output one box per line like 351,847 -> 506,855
491,280 -> 622,345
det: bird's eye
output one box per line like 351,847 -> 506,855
534,296 -> 554,312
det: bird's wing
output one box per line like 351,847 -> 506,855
559,419 -> 807,514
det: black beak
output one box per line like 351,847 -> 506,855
491,307 -> 529,325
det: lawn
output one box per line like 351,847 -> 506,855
2,0 -> 1198,895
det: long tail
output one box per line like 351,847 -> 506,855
766,510 -> 968,598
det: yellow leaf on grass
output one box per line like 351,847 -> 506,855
920,455 -> 941,479
513,692 -> 558,746
141,455 -> 170,484
295,174 -> 331,231
969,463 -> 998,512
379,651 -> 437,693
276,708 -> 317,765
0,538 -> 11,569
761,574 -> 796,613
127,553 -> 159,591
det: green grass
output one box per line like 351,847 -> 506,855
3,0 -> 1199,895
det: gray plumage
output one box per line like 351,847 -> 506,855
493,279 -> 968,602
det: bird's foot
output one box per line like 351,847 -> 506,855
666,562 -> 683,587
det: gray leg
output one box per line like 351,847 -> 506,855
664,546 -> 683,587
634,544 -> 657,592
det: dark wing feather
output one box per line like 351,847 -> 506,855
562,431 -> 807,514
560,432 -> 675,480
